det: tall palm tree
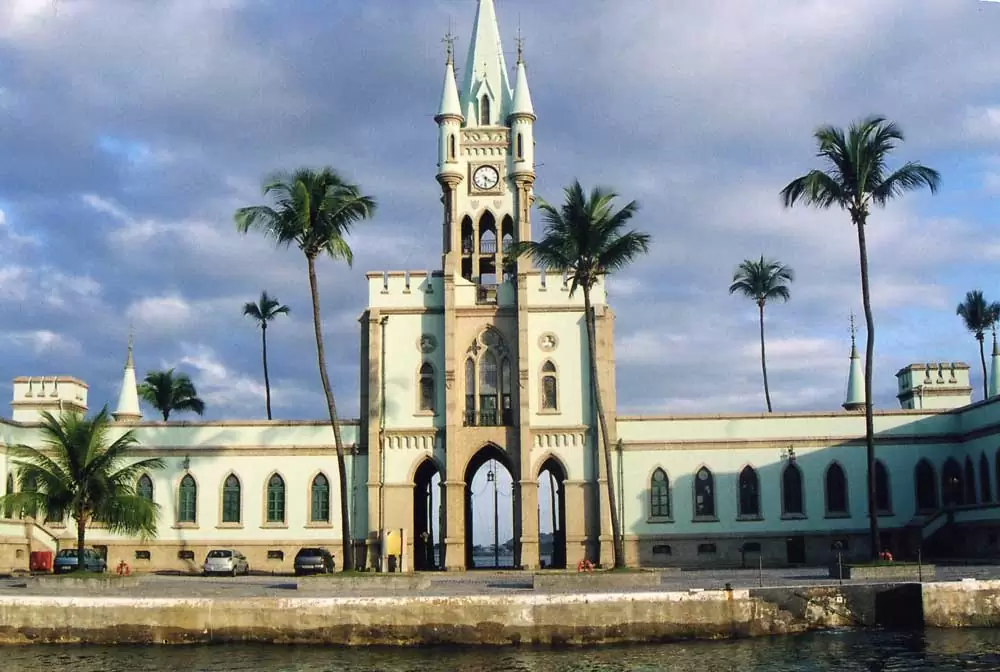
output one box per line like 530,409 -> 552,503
0,408 -> 164,570
728,256 -> 794,413
956,290 -> 1000,400
511,180 -> 650,569
234,167 -> 376,571
138,369 -> 206,421
780,115 -> 940,559
243,290 -> 290,420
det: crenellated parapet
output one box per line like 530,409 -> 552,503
896,362 -> 972,410
10,376 -> 88,422
532,428 -> 589,450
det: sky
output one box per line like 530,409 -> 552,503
2,0 -> 1000,428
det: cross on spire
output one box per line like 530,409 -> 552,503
849,312 -> 857,349
516,17 -> 524,63
443,19 -> 457,65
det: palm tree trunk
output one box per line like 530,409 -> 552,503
758,302 -> 773,413
855,214 -> 880,560
307,255 -> 353,571
262,324 -> 273,420
583,287 -> 624,568
162,409 -> 169,421
978,333 -> 988,401
76,513 -> 86,571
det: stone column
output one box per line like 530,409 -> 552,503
519,479 -> 540,569
443,479 -> 466,570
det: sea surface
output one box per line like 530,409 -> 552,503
6,629 -> 1000,671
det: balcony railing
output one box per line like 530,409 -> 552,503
464,409 -> 512,427
480,239 -> 497,254
476,283 -> 498,305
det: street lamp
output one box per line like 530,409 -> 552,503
487,461 -> 499,568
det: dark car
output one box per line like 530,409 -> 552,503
294,547 -> 335,575
53,548 -> 107,574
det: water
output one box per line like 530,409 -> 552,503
6,629 -> 1000,671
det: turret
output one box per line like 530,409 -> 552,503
843,318 -> 865,412
112,334 -> 142,423
435,31 -> 463,178
989,330 -> 1000,400
509,37 -> 535,178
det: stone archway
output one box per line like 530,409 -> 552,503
413,458 -> 441,571
464,444 -> 515,569
537,455 -> 567,569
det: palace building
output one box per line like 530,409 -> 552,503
3,0 -> 1000,573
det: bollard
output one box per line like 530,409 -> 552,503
758,556 -> 763,587
837,551 -> 843,585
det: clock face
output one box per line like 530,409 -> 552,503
473,165 -> 500,190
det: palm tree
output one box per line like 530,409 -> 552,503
728,256 -> 794,413
234,167 -> 376,571
956,290 -> 1000,399
780,115 -> 940,559
138,369 -> 206,421
243,290 -> 290,420
511,180 -> 650,569
0,408 -> 164,570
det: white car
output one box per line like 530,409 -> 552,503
202,549 -> 250,576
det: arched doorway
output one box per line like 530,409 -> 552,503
942,458 -> 964,507
465,444 -> 515,569
413,459 -> 442,571
538,456 -> 567,569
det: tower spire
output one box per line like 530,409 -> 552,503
437,24 -> 462,120
989,325 -> 1000,400
113,327 -> 142,423
460,0 -> 513,125
844,313 -> 865,411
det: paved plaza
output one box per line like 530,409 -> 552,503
2,563 -> 1000,599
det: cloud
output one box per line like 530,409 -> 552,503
1,0 -> 1000,420
0,329 -> 80,356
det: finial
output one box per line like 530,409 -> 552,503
516,18 -> 524,64
849,312 -> 857,346
126,323 -> 135,368
443,18 -> 456,66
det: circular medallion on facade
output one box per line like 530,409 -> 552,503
417,334 -> 438,354
538,332 -> 558,352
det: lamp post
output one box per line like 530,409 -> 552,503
488,461 -> 499,568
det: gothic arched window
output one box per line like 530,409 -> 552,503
464,358 -> 476,424
266,474 -> 286,523
964,456 -> 977,505
311,474 -> 330,523
541,360 -> 558,411
516,133 -> 523,159
942,458 -> 963,507
418,362 -> 435,412
650,469 -> 670,518
915,459 -> 938,511
178,474 -> 197,524
501,358 -> 512,424
874,460 -> 891,513
693,466 -> 715,519
480,95 -> 491,125
781,463 -> 804,516
984,453 -> 994,504
449,134 -> 456,160
738,466 -> 760,518
479,351 -> 499,425
824,462 -> 848,515
222,474 -> 241,524
137,474 -> 154,502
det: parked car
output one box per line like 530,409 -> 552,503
202,549 -> 250,576
53,548 -> 107,574
294,547 -> 335,575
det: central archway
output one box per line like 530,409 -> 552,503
413,458 -> 442,571
464,444 -> 515,569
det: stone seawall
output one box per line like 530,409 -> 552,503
0,581 -> 994,646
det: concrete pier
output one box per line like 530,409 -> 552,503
1,579 -> 994,646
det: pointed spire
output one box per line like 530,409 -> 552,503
989,326 -> 1000,400
113,328 -> 142,423
460,0 -> 512,124
510,30 -> 534,119
437,25 -> 463,120
844,313 -> 865,411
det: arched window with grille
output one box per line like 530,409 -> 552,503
479,351 -> 499,425
964,456 -> 977,505
464,358 -> 476,425
501,358 -> 512,424
693,466 -> 715,519
824,462 -> 848,516
178,474 -> 197,524
222,474 -> 241,524
418,362 -> 435,412
137,474 -> 154,502
266,474 -> 286,524
541,360 -> 558,411
650,468 -> 671,518
738,466 -> 760,518
782,463 -> 804,516
875,460 -> 892,513
311,473 -> 330,523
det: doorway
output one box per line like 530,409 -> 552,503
786,535 -> 806,564
464,444 -> 515,569
413,459 -> 442,571
538,456 -> 567,569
